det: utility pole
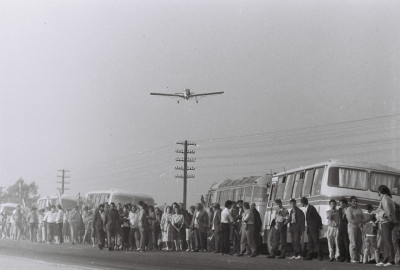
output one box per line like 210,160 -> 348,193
175,140 -> 196,209
57,169 -> 71,194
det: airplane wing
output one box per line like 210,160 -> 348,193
150,93 -> 184,98
190,91 -> 224,97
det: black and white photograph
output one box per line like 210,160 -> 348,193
0,0 -> 399,269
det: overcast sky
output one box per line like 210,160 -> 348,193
1,0 -> 399,206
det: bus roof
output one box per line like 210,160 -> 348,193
216,175 -> 272,188
0,203 -> 20,207
85,189 -> 153,199
274,159 -> 400,177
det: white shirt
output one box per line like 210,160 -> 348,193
56,209 -> 64,224
221,208 -> 234,224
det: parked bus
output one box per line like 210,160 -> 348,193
206,175 -> 272,239
263,159 -> 400,251
0,203 -> 20,215
36,195 -> 59,210
84,189 -> 155,210
60,194 -> 83,210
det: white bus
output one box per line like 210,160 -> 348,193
263,159 -> 400,251
207,175 -> 273,237
36,195 -> 59,210
84,189 -> 155,210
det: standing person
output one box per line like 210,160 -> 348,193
220,200 -> 234,255
375,185 -> 396,266
171,207 -> 185,251
147,206 -> 156,250
44,206 -> 57,244
137,201 -> 147,252
105,203 -> 120,251
129,205 -> 140,251
230,201 -> 240,254
184,206 -> 195,252
338,198 -> 350,262
251,203 -> 262,255
120,205 -> 130,250
27,206 -> 38,242
212,203 -> 222,254
37,209 -> 45,242
154,207 -> 162,250
237,202 -> 257,257
191,203 -> 209,252
207,206 -> 215,252
326,199 -> 340,261
363,208 -> 380,264
12,205 -> 23,242
301,197 -> 323,261
69,206 -> 81,245
63,209 -> 70,243
93,204 -> 106,250
288,199 -> 305,259
161,206 -> 174,251
346,196 -> 364,263
55,204 -> 64,244
267,199 -> 289,259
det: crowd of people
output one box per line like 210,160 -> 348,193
0,184 -> 399,267
267,184 -> 399,267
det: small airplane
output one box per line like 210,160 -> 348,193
150,89 -> 224,103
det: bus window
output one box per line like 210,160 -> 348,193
293,172 -> 305,198
216,191 -> 221,204
311,167 -> 325,195
253,186 -> 267,202
370,172 -> 400,195
303,169 -> 315,197
268,183 -> 276,207
283,174 -> 295,200
244,187 -> 253,202
94,195 -> 100,207
328,167 -> 368,190
275,176 -> 286,200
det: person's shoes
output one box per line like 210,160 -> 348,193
346,259 -> 351,262
304,256 -> 312,260
295,256 -> 302,259
249,254 -> 257,257
266,255 -> 276,258
383,262 -> 393,267
350,260 -> 358,263
289,256 -> 296,259
277,256 -> 285,259
376,262 -> 385,266
237,253 -> 244,257
192,249 -> 199,252
329,258 -> 334,262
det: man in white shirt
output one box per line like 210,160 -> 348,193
44,206 -> 58,243
221,200 -> 234,255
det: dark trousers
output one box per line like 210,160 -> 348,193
130,227 -> 140,250
290,229 -> 302,256
338,229 -> 350,260
382,222 -> 395,264
57,223 -> 63,244
96,227 -> 105,248
307,227 -> 322,258
213,230 -> 222,253
193,228 -> 207,251
122,227 -> 130,249
138,226 -> 146,251
221,223 -> 230,254
272,223 -> 287,257
29,222 -> 38,242
47,223 -> 55,242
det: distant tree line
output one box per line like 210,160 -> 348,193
0,178 -> 39,208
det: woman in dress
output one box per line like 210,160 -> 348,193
160,206 -> 173,251
171,207 -> 185,251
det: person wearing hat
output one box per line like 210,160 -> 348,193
288,199 -> 305,259
301,197 -> 323,261
267,198 -> 289,259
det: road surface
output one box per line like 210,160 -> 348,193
0,239 -> 391,270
